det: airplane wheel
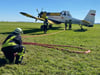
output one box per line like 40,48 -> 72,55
49,24 -> 52,29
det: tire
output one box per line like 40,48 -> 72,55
49,24 -> 52,29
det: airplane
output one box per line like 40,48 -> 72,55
20,10 -> 96,32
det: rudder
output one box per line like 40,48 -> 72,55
84,10 -> 96,26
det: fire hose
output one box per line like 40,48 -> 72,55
22,42 -> 91,54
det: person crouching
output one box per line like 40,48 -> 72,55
1,28 -> 25,64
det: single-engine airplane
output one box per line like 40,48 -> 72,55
20,10 -> 96,31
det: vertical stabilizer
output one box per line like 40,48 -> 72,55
84,10 -> 96,26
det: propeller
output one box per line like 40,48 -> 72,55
41,8 -> 43,12
34,9 -> 39,22
36,8 -> 44,17
36,9 -> 40,17
35,8 -> 43,22
36,9 -> 39,14
35,19 -> 37,22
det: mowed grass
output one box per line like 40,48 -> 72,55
0,22 -> 100,75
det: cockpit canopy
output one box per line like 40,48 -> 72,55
61,11 -> 72,17
39,11 -> 72,18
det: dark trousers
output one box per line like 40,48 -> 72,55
15,54 -> 24,64
1,45 -> 25,64
69,24 -> 72,29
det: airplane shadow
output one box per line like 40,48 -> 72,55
49,27 -> 62,30
0,27 -> 62,35
0,32 -> 11,34
0,28 -> 42,35
73,29 -> 88,32
24,28 -> 42,35
22,27 -> 62,35
0,58 -> 7,67
0,28 -> 41,35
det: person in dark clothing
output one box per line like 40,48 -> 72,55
1,28 -> 25,64
65,20 -> 68,30
69,20 -> 72,30
44,16 -> 48,26
43,16 -> 48,34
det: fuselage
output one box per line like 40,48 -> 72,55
20,10 -> 96,28
39,11 -> 81,24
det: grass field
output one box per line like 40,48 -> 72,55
0,22 -> 100,75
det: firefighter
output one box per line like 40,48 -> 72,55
65,20 -> 68,30
43,16 -> 48,34
44,16 -> 48,26
1,28 -> 25,64
69,20 -> 72,30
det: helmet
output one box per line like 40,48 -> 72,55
14,28 -> 23,34
46,16 -> 48,19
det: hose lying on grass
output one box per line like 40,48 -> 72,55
23,42 -> 91,54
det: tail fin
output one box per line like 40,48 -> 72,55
83,10 -> 96,27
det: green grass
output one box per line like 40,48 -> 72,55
0,22 -> 100,75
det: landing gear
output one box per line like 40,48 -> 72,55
79,24 -> 84,30
49,24 -> 52,29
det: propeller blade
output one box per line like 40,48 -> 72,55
35,19 -> 37,22
36,9 -> 39,14
36,9 -> 40,18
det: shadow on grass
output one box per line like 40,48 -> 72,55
0,32 -> 11,34
23,28 -> 42,35
23,27 -> 62,35
73,29 -> 88,32
0,58 -> 7,67
49,27 -> 62,30
0,27 -> 62,35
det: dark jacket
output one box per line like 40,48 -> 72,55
2,32 -> 22,46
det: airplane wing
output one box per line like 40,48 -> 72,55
20,12 -> 55,24
48,20 -> 55,24
20,12 -> 44,21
